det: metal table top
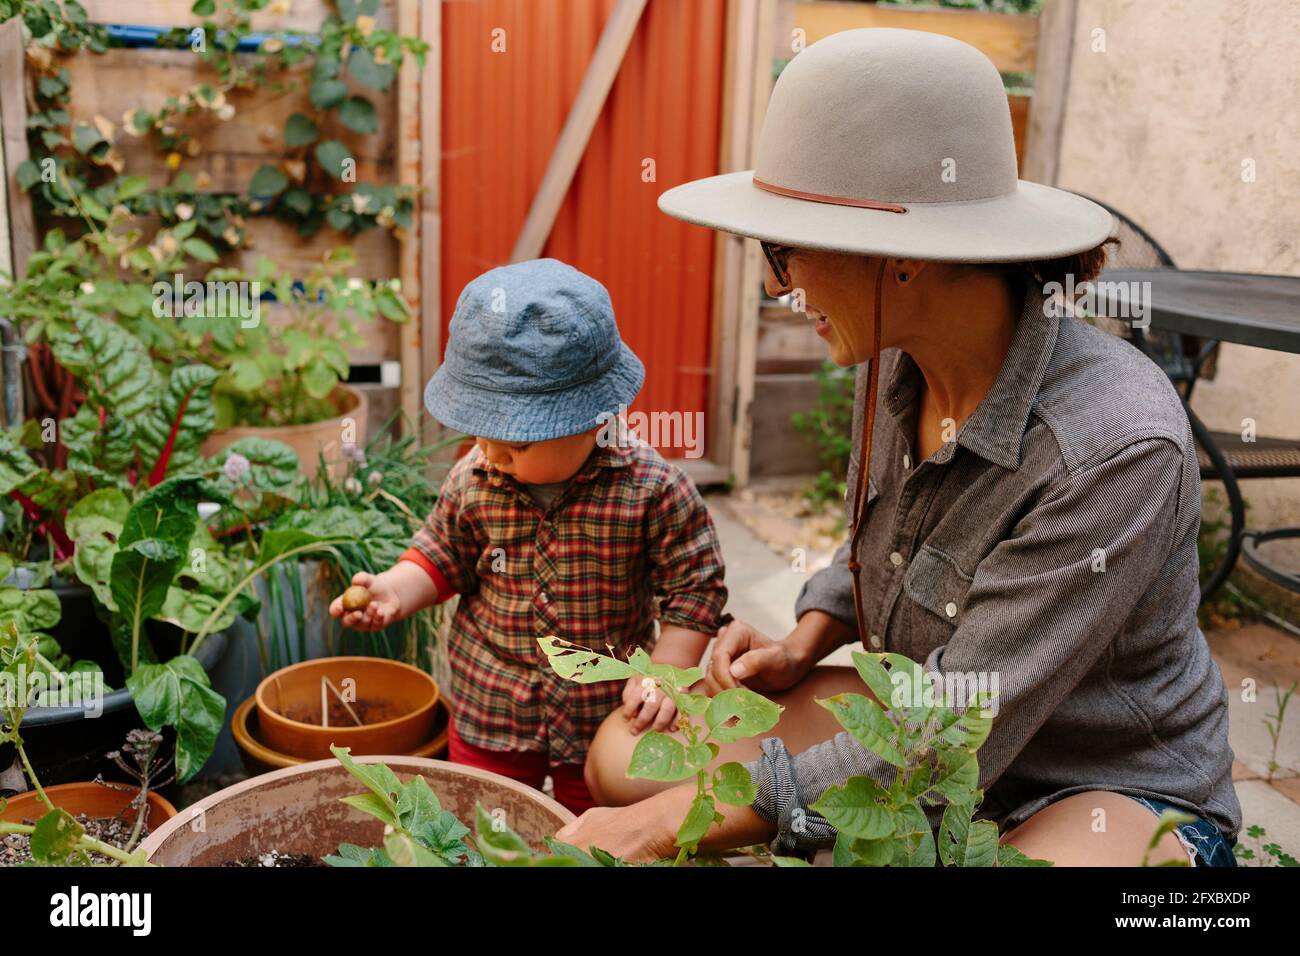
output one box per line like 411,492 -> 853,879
1096,269 -> 1300,354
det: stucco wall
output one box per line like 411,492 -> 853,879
1055,0 -> 1300,526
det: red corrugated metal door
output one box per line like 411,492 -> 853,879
441,0 -> 726,458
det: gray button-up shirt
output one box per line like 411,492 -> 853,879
745,282 -> 1242,854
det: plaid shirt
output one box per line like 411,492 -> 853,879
408,438 -> 727,763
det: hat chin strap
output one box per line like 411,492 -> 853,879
846,257 -> 886,651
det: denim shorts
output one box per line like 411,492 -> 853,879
1128,795 -> 1237,867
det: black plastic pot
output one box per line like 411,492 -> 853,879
5,583 -> 227,789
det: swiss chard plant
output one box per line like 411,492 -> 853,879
0,554 -> 105,705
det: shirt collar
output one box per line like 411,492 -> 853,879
882,280 -> 1059,471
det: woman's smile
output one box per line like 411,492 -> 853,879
806,307 -> 832,337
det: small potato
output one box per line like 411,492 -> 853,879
341,585 -> 372,612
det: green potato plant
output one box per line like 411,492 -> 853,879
812,650 -> 1048,867
537,635 -> 782,864
327,745 -> 619,868
538,638 -> 1052,867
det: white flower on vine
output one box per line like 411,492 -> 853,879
224,452 -> 251,483
175,203 -> 195,221
217,103 -> 236,121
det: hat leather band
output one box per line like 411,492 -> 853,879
752,176 -> 908,214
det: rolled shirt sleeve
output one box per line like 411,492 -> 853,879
793,537 -> 858,630
748,437 -> 1188,854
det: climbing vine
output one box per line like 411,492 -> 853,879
10,0 -> 427,266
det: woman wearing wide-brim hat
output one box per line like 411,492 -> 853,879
558,28 -> 1241,866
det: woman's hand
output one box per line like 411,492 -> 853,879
328,571 -> 401,631
555,798 -> 679,863
705,619 -> 813,695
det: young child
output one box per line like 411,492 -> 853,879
328,259 -> 727,813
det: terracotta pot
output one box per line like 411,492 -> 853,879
140,756 -> 574,865
255,656 -> 439,761
201,384 -> 368,480
232,694 -> 449,775
1,781 -> 177,832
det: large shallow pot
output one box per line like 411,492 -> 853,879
255,656 -> 439,761
232,694 -> 450,775
201,384 -> 368,480
1,780 -> 177,830
141,756 -> 574,865
10,584 -> 228,788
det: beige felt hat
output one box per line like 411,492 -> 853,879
658,28 -> 1114,262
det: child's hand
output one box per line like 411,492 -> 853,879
621,675 -> 679,735
329,571 -> 401,631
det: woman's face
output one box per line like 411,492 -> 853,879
764,247 -> 893,367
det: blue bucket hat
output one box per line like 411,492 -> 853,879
423,259 -> 645,443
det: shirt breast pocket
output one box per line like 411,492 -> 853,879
900,545 -> 973,659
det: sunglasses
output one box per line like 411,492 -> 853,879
761,241 -> 793,289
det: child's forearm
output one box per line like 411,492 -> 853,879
378,561 -> 441,620
652,624 -> 711,669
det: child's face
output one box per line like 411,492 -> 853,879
474,428 -> 600,484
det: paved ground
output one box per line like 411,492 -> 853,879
704,491 -> 1300,863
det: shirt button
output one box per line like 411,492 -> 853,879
539,590 -> 551,604
903,454 -> 911,469
889,551 -> 904,567
868,634 -> 882,649
945,602 -> 957,618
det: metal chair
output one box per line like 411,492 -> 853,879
1081,195 -> 1300,600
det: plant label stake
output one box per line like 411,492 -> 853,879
321,676 -> 364,727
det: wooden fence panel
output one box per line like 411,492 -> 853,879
791,1 -> 1038,73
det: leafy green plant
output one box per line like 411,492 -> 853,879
538,640 -> 1048,867
12,0 -> 426,263
1263,681 -> 1297,782
0,622 -> 152,866
325,745 -> 632,868
1139,808 -> 1197,867
0,554 -> 105,705
809,651 -> 1047,867
538,636 -> 781,864
177,251 -> 410,429
293,418 -> 459,669
1233,824 -> 1299,867
791,360 -> 855,513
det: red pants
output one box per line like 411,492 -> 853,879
446,719 -> 598,815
